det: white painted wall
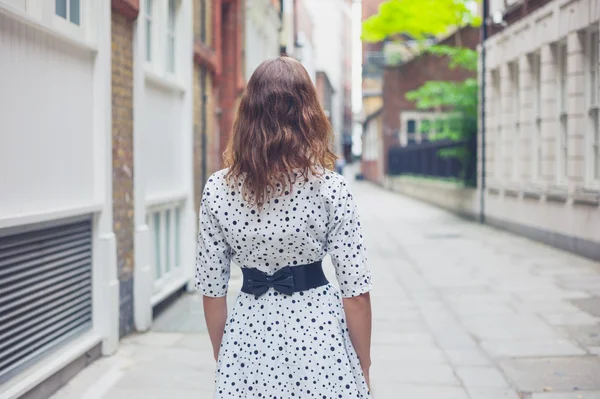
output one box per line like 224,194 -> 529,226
0,1 -> 118,396
0,16 -> 96,220
134,0 -> 196,331
143,85 -> 186,199
303,0 -> 347,155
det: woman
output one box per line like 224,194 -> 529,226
196,57 -> 372,398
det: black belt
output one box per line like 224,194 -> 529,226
241,261 -> 328,298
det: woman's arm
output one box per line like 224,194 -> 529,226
343,292 -> 372,384
203,295 -> 228,361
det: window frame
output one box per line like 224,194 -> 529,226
492,69 -> 502,182
510,61 -> 520,182
556,40 -> 569,185
586,28 -> 600,188
166,0 -> 177,74
0,0 -> 92,45
530,52 -> 542,182
145,0 -> 154,63
144,0 -> 181,81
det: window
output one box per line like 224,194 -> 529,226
492,70 -> 502,181
145,0 -> 179,76
510,61 -> 520,181
557,41 -> 568,183
531,52 -> 542,181
406,119 -> 417,144
167,0 -> 176,73
55,0 -> 80,25
150,204 -> 182,287
420,119 -> 431,142
587,29 -> 600,185
145,0 -> 153,62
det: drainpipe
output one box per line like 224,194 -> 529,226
479,0 -> 489,224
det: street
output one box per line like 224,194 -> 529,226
51,178 -> 600,399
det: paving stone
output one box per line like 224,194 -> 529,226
499,357 -> 600,392
571,298 -> 600,318
369,382 -> 469,399
558,325 -> 600,347
541,311 -> 600,326
456,366 -> 510,388
371,344 -> 446,363
370,361 -> 459,385
466,388 -> 521,399
481,338 -> 586,358
459,314 -> 561,340
529,392 -> 600,399
444,348 -> 492,366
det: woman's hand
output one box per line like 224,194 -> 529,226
203,295 -> 228,362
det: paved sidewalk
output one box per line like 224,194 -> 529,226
52,179 -> 600,398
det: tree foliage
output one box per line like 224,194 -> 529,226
405,45 -> 478,142
362,0 -> 481,43
406,46 -> 479,179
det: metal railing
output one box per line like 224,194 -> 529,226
388,138 -> 477,187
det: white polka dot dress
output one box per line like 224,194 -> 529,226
196,168 -> 372,399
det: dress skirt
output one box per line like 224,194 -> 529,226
213,284 -> 371,399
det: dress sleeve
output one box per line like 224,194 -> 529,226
195,194 -> 232,297
326,178 -> 372,298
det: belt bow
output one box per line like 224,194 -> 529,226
245,267 -> 295,299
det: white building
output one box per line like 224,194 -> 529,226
0,1 -> 118,396
482,0 -> 600,260
245,0 -> 281,78
0,0 -> 197,396
133,0 -> 196,332
304,0 -> 352,156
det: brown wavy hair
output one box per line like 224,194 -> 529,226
224,57 -> 337,208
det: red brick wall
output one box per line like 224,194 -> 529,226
111,10 -> 135,337
381,27 -> 480,174
218,0 -> 244,168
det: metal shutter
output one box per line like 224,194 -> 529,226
0,218 -> 93,383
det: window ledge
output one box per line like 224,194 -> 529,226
146,192 -> 188,209
0,4 -> 96,53
522,187 -> 543,200
572,189 -> 600,207
144,68 -> 186,93
504,187 -> 520,198
545,187 -> 569,204
487,186 -> 501,196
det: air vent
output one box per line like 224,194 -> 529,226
0,218 -> 93,383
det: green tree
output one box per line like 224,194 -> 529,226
362,0 -> 481,43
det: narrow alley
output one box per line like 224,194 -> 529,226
51,179 -> 600,399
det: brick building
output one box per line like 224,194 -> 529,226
360,0 -> 385,179
481,0 -> 600,260
361,27 -> 480,184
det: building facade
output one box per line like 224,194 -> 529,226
482,0 -> 600,260
360,0 -> 385,179
0,0 -> 252,396
0,1 -> 118,397
303,0 -> 353,158
245,0 -> 281,78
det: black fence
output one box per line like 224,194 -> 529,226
388,138 -> 477,187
